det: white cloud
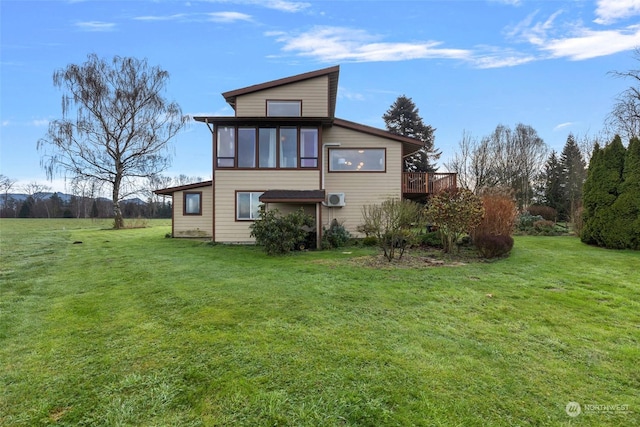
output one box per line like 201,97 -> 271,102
554,122 -> 575,131
32,119 -> 49,127
75,21 -> 117,32
201,0 -> 310,13
507,7 -> 640,61
134,14 -> 188,22
208,11 -> 253,23
472,53 -> 537,69
2,120 -> 10,127
594,0 -> 640,25
338,86 -> 365,101
542,25 -> 640,60
270,26 -> 471,63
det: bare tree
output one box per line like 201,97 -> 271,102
22,181 -> 52,217
38,54 -> 187,229
446,124 -> 547,208
0,175 -> 17,217
607,48 -> 640,142
173,174 -> 204,187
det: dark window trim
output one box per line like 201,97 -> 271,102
183,191 -> 203,216
328,147 -> 387,173
215,125 -> 320,170
235,190 -> 265,222
266,99 -> 303,117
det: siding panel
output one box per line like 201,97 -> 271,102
235,77 -> 329,117
215,170 -> 320,242
173,186 -> 214,237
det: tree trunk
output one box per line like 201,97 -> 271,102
112,178 -> 124,229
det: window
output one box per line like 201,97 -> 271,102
238,128 -> 256,168
237,192 -> 263,220
215,125 -> 318,170
267,100 -> 301,117
300,128 -> 318,168
279,127 -> 298,168
217,126 -> 235,167
329,148 -> 386,172
184,192 -> 202,215
258,128 -> 277,168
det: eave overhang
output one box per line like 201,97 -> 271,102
153,180 -> 213,196
259,189 -> 326,203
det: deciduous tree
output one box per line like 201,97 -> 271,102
38,54 -> 187,229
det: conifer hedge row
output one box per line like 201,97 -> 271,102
581,136 -> 640,249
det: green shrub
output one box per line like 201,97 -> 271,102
362,236 -> 378,246
321,219 -> 351,249
420,231 -> 443,248
474,234 -> 514,259
517,213 -> 544,231
425,188 -> 484,253
250,207 -> 314,255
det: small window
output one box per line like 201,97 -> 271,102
237,192 -> 263,220
184,192 -> 202,215
267,100 -> 301,117
329,148 -> 386,172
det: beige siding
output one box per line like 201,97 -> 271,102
172,186 -> 213,238
215,170 -> 320,242
321,126 -> 403,236
235,77 -> 329,117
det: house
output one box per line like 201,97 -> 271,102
155,66 -> 456,245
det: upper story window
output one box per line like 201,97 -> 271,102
184,192 -> 202,215
216,125 -> 318,170
329,148 -> 386,172
267,100 -> 301,117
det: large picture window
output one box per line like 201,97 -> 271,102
267,100 -> 301,117
236,192 -> 263,220
184,192 -> 202,215
329,148 -> 386,172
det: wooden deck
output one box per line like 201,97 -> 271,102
402,172 -> 457,194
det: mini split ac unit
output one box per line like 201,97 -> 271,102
326,192 -> 345,207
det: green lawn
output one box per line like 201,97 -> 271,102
1,219 -> 638,426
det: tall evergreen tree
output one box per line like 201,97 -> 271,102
559,133 -> 587,221
541,150 -> 564,213
581,136 -> 626,247
610,137 -> 640,249
383,95 -> 440,172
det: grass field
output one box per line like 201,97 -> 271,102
1,219 -> 639,426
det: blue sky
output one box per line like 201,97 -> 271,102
2,0 -> 640,192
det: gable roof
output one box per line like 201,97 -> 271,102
153,180 -> 213,196
222,65 -> 340,118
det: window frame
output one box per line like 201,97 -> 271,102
328,148 -> 387,173
214,125 -> 320,170
266,100 -> 302,117
183,191 -> 202,216
235,191 -> 264,221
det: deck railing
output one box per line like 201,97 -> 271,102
402,172 -> 457,194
